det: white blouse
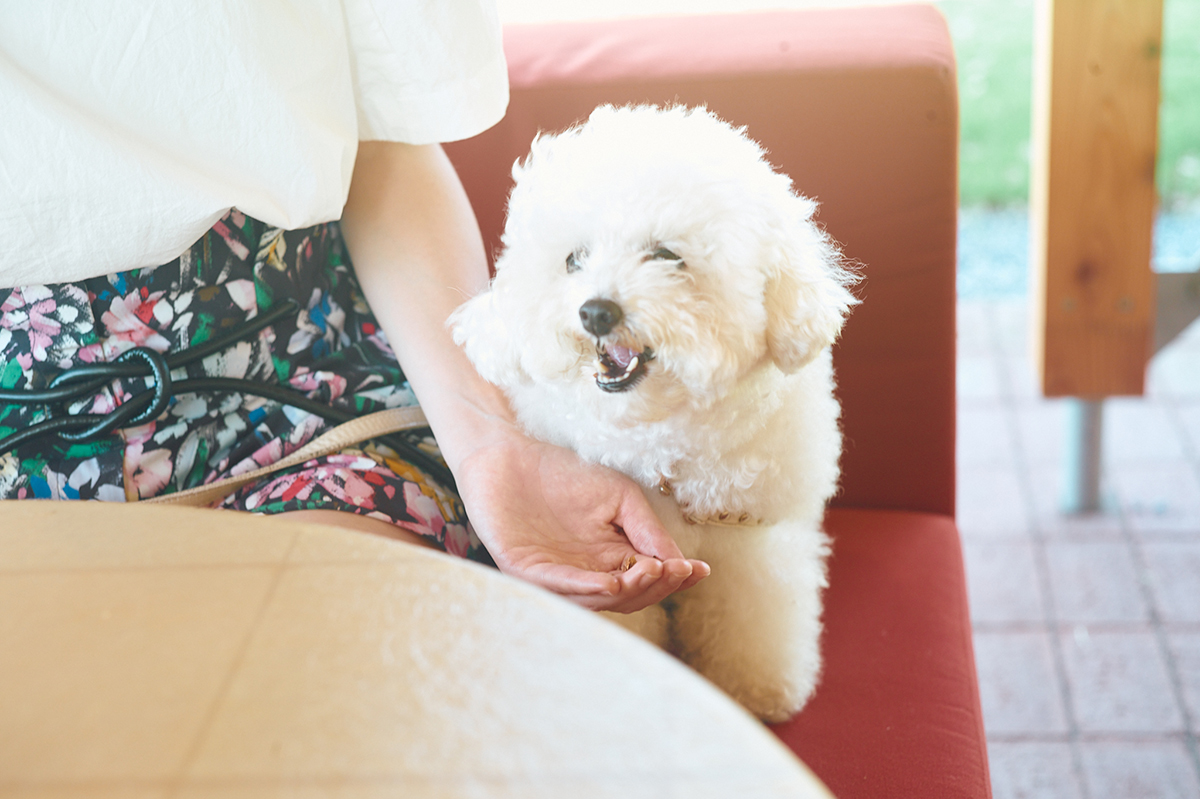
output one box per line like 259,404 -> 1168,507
0,0 -> 509,288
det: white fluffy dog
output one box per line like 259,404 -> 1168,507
450,105 -> 857,721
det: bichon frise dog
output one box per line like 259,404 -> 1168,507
450,104 -> 857,721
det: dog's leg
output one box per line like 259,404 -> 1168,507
599,604 -> 670,648
670,522 -> 829,722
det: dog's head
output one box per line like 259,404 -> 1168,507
451,105 -> 857,424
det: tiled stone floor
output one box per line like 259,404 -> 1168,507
958,298 -> 1200,798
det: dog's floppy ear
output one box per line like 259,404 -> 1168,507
763,206 -> 858,373
449,286 -> 525,389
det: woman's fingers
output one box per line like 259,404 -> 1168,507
679,558 -> 711,591
608,558 -> 691,613
523,561 -> 622,598
533,556 -> 658,612
555,556 -> 690,613
613,491 -> 685,562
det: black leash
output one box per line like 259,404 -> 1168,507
0,299 -> 456,490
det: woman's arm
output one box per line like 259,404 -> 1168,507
340,141 -> 707,612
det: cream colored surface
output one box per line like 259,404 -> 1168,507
0,502 -> 832,798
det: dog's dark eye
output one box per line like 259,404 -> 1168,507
566,250 -> 583,274
649,247 -> 683,264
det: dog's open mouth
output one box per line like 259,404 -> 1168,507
594,341 -> 654,392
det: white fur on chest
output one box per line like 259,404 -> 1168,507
508,351 -> 841,527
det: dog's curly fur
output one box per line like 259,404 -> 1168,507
451,104 -> 857,721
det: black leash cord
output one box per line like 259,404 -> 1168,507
0,298 -> 301,405
0,299 -> 456,491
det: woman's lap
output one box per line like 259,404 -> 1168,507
219,445 -> 484,560
0,210 -> 488,563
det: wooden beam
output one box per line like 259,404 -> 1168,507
1030,0 -> 1163,397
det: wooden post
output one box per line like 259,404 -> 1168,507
1030,0 -> 1164,397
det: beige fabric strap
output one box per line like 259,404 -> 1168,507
143,406 -> 431,507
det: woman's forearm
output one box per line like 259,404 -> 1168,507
338,140 -> 707,608
339,140 -> 515,473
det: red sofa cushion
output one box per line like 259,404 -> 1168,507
774,509 -> 990,797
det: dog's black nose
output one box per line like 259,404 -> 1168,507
579,298 -> 624,336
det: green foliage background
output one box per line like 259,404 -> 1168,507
935,0 -> 1200,208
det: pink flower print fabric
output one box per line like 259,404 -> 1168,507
221,446 -> 484,562
0,210 -> 490,565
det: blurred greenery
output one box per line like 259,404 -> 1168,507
935,0 -> 1200,208
1160,0 -> 1200,205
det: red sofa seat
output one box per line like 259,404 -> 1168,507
446,5 -> 988,796
778,509 -> 988,796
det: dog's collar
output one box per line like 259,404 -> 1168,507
656,476 -> 768,527
683,512 -> 768,527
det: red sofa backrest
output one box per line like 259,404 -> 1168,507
445,4 -> 958,517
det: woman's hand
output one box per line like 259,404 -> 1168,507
454,423 -> 708,612
341,141 -> 708,612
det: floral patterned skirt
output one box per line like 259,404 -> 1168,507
0,210 -> 489,563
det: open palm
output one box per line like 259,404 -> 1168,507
454,431 -> 708,613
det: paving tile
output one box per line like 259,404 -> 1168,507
987,741 -> 1083,799
1165,632 -> 1200,726
1146,350 -> 1182,400
1013,400 -> 1065,466
1059,630 -> 1184,733
958,466 -> 1033,539
958,353 -> 1005,404
1110,463 -> 1200,535
962,540 -> 1045,624
973,631 -> 1069,735
1079,739 -> 1200,799
990,299 -> 1030,357
1044,542 -> 1150,624
1171,316 -> 1200,345
1026,466 -> 1124,539
957,298 -> 1200,796
958,406 -> 1017,468
957,299 -> 996,357
1150,342 -> 1200,399
1176,403 -> 1200,459
1103,398 -> 1189,464
1141,542 -> 1200,624
1000,355 -> 1043,403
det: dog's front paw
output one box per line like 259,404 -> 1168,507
729,679 -> 818,723
681,642 -> 822,722
673,615 -> 824,722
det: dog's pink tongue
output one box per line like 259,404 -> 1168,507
606,344 -> 637,369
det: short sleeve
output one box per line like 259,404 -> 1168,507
344,0 -> 509,144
